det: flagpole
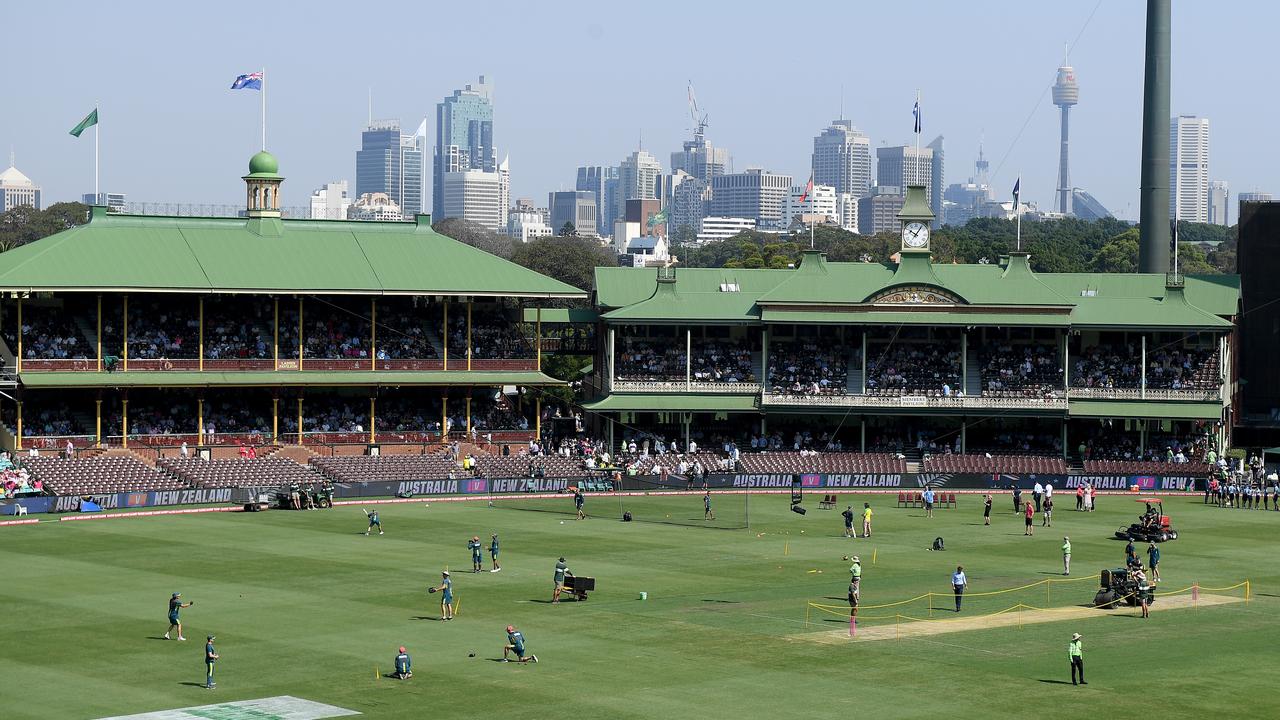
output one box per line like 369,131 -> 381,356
1015,173 -> 1023,252
95,101 -> 99,200
810,156 -> 816,250
914,90 -> 921,187
261,68 -> 267,150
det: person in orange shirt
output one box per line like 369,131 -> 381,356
1076,485 -> 1085,511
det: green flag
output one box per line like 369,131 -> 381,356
70,109 -> 98,138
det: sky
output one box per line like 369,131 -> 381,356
3,1 -> 1273,221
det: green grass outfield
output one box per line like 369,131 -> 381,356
3,491 -> 1278,719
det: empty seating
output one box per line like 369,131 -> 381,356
158,457 -> 324,488
1083,459 -> 1211,476
23,456 -> 187,495
311,454 -> 461,483
922,453 -> 1068,474
737,452 -> 907,474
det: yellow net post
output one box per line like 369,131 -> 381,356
805,604 -> 810,628
1246,580 -> 1251,604
895,614 -> 900,641
1018,604 -> 1023,630
928,592 -> 933,619
1046,579 -> 1051,606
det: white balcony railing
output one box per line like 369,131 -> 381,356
761,393 -> 1069,410
1066,387 -> 1219,402
612,380 -> 762,395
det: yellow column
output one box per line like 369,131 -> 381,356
441,393 -> 448,440
122,294 -> 129,372
296,396 -> 304,445
465,394 -> 472,435
273,297 -> 280,371
198,296 -> 205,372
15,400 -> 22,450
370,298 -> 377,371
15,297 -> 22,374
442,300 -> 449,371
297,297 -> 304,370
95,398 -> 102,447
466,300 -> 473,371
369,396 -> 376,444
535,395 -> 541,439
96,294 -> 103,372
536,307 -> 542,371
121,398 -> 129,448
272,396 -> 279,444
197,398 -> 204,441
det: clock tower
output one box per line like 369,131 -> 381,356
897,184 -> 935,254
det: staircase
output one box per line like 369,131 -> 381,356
903,447 -> 923,473
846,351 -> 863,394
265,444 -> 320,465
73,315 -> 99,355
99,447 -> 158,467
424,327 -> 446,358
965,344 -> 981,396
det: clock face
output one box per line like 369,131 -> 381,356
903,221 -> 930,248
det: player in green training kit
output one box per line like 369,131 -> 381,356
490,533 -> 501,572
364,508 -> 383,535
704,492 -> 715,520
469,536 -> 484,572
204,635 -> 218,689
428,571 -> 455,620
165,592 -> 193,641
502,624 -> 538,663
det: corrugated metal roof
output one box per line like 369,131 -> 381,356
1068,400 -> 1222,420
0,212 -> 586,298
582,393 -> 759,412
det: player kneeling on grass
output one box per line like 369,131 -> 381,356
428,571 -> 455,620
394,646 -> 413,679
503,625 -> 538,663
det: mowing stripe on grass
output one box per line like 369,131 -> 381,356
95,695 -> 359,720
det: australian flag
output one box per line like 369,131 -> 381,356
230,72 -> 263,90
912,99 -> 921,134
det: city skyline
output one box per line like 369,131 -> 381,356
2,1 -> 1274,222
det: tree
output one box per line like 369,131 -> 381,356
432,217 -> 517,259
1091,229 -> 1139,273
539,353 -> 591,405
510,236 -> 615,291
0,202 -> 91,253
669,224 -> 697,246
558,221 -> 577,237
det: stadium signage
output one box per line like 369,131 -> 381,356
824,474 -> 904,488
55,493 -> 119,511
395,480 -> 463,496
151,488 -> 234,506
730,474 -> 798,488
1061,475 -> 1197,491
490,478 -> 572,493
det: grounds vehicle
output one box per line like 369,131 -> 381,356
1093,567 -> 1156,609
1114,497 -> 1178,542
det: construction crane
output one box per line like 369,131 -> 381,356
688,81 -> 708,140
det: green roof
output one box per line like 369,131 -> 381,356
0,210 -> 586,298
17,370 -> 563,389
520,307 -> 599,323
582,393 -> 759,413
246,151 -> 280,178
1068,400 -> 1222,420
594,251 -> 1238,330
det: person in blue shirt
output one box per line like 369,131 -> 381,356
704,492 -> 715,521
204,635 -> 219,689
489,533 -> 501,572
923,487 -> 936,518
165,592 -> 193,641
469,536 -> 484,573
428,571 -> 455,621
502,624 -> 538,663
393,645 -> 412,679
365,508 -> 383,536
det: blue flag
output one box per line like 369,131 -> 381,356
912,100 -> 921,134
231,72 -> 263,90
1012,177 -> 1021,207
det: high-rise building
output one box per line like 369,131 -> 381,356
671,131 -> 729,182
812,120 -> 872,200
508,211 -> 552,242
82,192 -> 126,212
669,171 -> 709,241
1052,59 -> 1079,215
618,150 -> 662,211
709,168 -> 792,231
1209,180 -> 1230,226
548,191 -> 598,237
441,170 -> 504,232
857,189 -> 906,235
576,165 -> 619,236
0,163 -> 41,211
1170,115 -> 1210,222
1239,191 -> 1274,204
697,216 -> 756,243
498,155 -> 510,230
926,136 -> 945,219
356,120 -> 424,218
783,184 -> 838,229
308,181 -> 351,220
876,146 -> 934,208
433,76 -> 496,217
942,145 -> 993,227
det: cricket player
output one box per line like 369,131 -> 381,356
862,503 -> 873,537
165,592 -> 193,641
394,646 -> 412,679
204,635 -> 219,689
365,508 -> 383,536
428,571 -> 455,621
490,533 -> 501,572
552,557 -> 569,604
503,624 -> 538,663
469,536 -> 484,572
574,489 -> 586,520
704,492 -> 715,520
844,555 -> 862,610
841,506 -> 855,538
